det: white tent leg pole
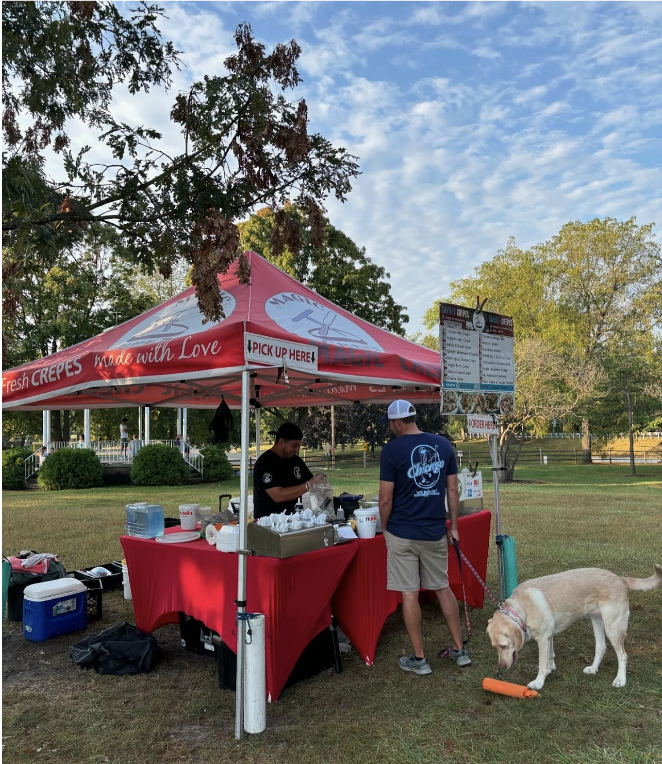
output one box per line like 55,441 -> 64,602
244,614 -> 266,733
235,369 -> 251,739
255,407 -> 261,458
144,405 -> 151,445
45,410 -> 51,447
490,434 -> 504,600
177,408 -> 182,437
84,409 -> 91,447
182,408 -> 188,444
42,411 -> 48,447
138,407 -> 143,442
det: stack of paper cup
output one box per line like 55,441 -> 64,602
179,504 -> 199,531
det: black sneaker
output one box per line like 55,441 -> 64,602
399,655 -> 432,675
448,647 -> 472,667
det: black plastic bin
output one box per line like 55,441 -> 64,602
67,575 -> 103,621
71,561 -> 122,592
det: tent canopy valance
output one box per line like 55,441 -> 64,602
2,251 -> 442,412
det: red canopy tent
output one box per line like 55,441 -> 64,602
2,250 -> 445,737
2,251 -> 441,412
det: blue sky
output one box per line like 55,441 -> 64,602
114,2 -> 662,333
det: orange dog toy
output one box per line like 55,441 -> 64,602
482,678 -> 539,698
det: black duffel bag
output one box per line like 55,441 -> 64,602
70,622 -> 160,675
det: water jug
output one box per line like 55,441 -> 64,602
125,503 -> 165,538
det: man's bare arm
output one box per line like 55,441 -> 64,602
378,480 -> 394,531
446,473 -> 460,541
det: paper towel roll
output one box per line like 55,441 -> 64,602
205,524 -> 219,545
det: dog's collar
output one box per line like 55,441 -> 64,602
499,605 -> 529,638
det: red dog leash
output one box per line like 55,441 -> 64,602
437,538 -> 502,659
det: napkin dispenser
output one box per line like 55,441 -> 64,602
247,522 -> 334,559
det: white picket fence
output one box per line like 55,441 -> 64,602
24,439 -> 204,481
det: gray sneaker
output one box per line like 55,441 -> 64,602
399,655 -> 432,675
448,647 -> 472,667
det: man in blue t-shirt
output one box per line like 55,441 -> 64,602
379,399 -> 470,676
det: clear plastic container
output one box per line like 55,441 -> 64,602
125,503 -> 165,539
309,479 -> 335,519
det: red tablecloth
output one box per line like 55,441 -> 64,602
120,533 -> 357,701
332,510 -> 492,665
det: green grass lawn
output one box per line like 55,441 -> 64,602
2,461 -> 661,764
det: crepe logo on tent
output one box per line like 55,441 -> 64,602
109,292 -> 236,349
265,293 -> 383,352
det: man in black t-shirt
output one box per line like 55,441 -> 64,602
253,422 -> 327,519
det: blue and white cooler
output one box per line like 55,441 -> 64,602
23,578 -> 87,642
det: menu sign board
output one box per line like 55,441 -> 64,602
439,303 -> 515,416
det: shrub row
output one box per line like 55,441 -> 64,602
2,447 -> 33,490
38,448 -> 104,490
3,444 -> 235,490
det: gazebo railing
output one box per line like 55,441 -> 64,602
23,439 -> 205,480
24,452 -> 41,481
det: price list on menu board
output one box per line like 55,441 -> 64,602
439,303 -> 515,416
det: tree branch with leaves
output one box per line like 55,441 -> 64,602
3,5 -> 360,325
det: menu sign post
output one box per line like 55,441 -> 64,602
439,302 -> 516,600
439,303 -> 515,417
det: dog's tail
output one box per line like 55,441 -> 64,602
622,563 -> 662,591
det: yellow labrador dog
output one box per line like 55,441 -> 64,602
486,564 -> 661,690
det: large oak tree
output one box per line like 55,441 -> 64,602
421,219 -> 661,480
3,3 -> 359,328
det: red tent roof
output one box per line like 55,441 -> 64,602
2,252 -> 441,410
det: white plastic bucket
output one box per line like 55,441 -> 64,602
121,560 -> 132,601
354,508 -> 378,539
179,504 -> 199,531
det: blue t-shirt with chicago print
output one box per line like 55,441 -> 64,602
380,432 -> 457,541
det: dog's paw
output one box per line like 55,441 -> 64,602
612,677 -> 626,688
527,679 -> 545,691
583,666 -> 599,675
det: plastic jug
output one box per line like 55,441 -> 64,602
125,503 -> 165,538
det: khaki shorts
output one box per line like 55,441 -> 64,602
383,531 -> 449,592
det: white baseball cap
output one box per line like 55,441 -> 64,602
379,399 -> 417,424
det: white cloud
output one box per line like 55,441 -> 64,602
471,46 -> 502,61
512,85 -> 548,106
423,34 -> 467,52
